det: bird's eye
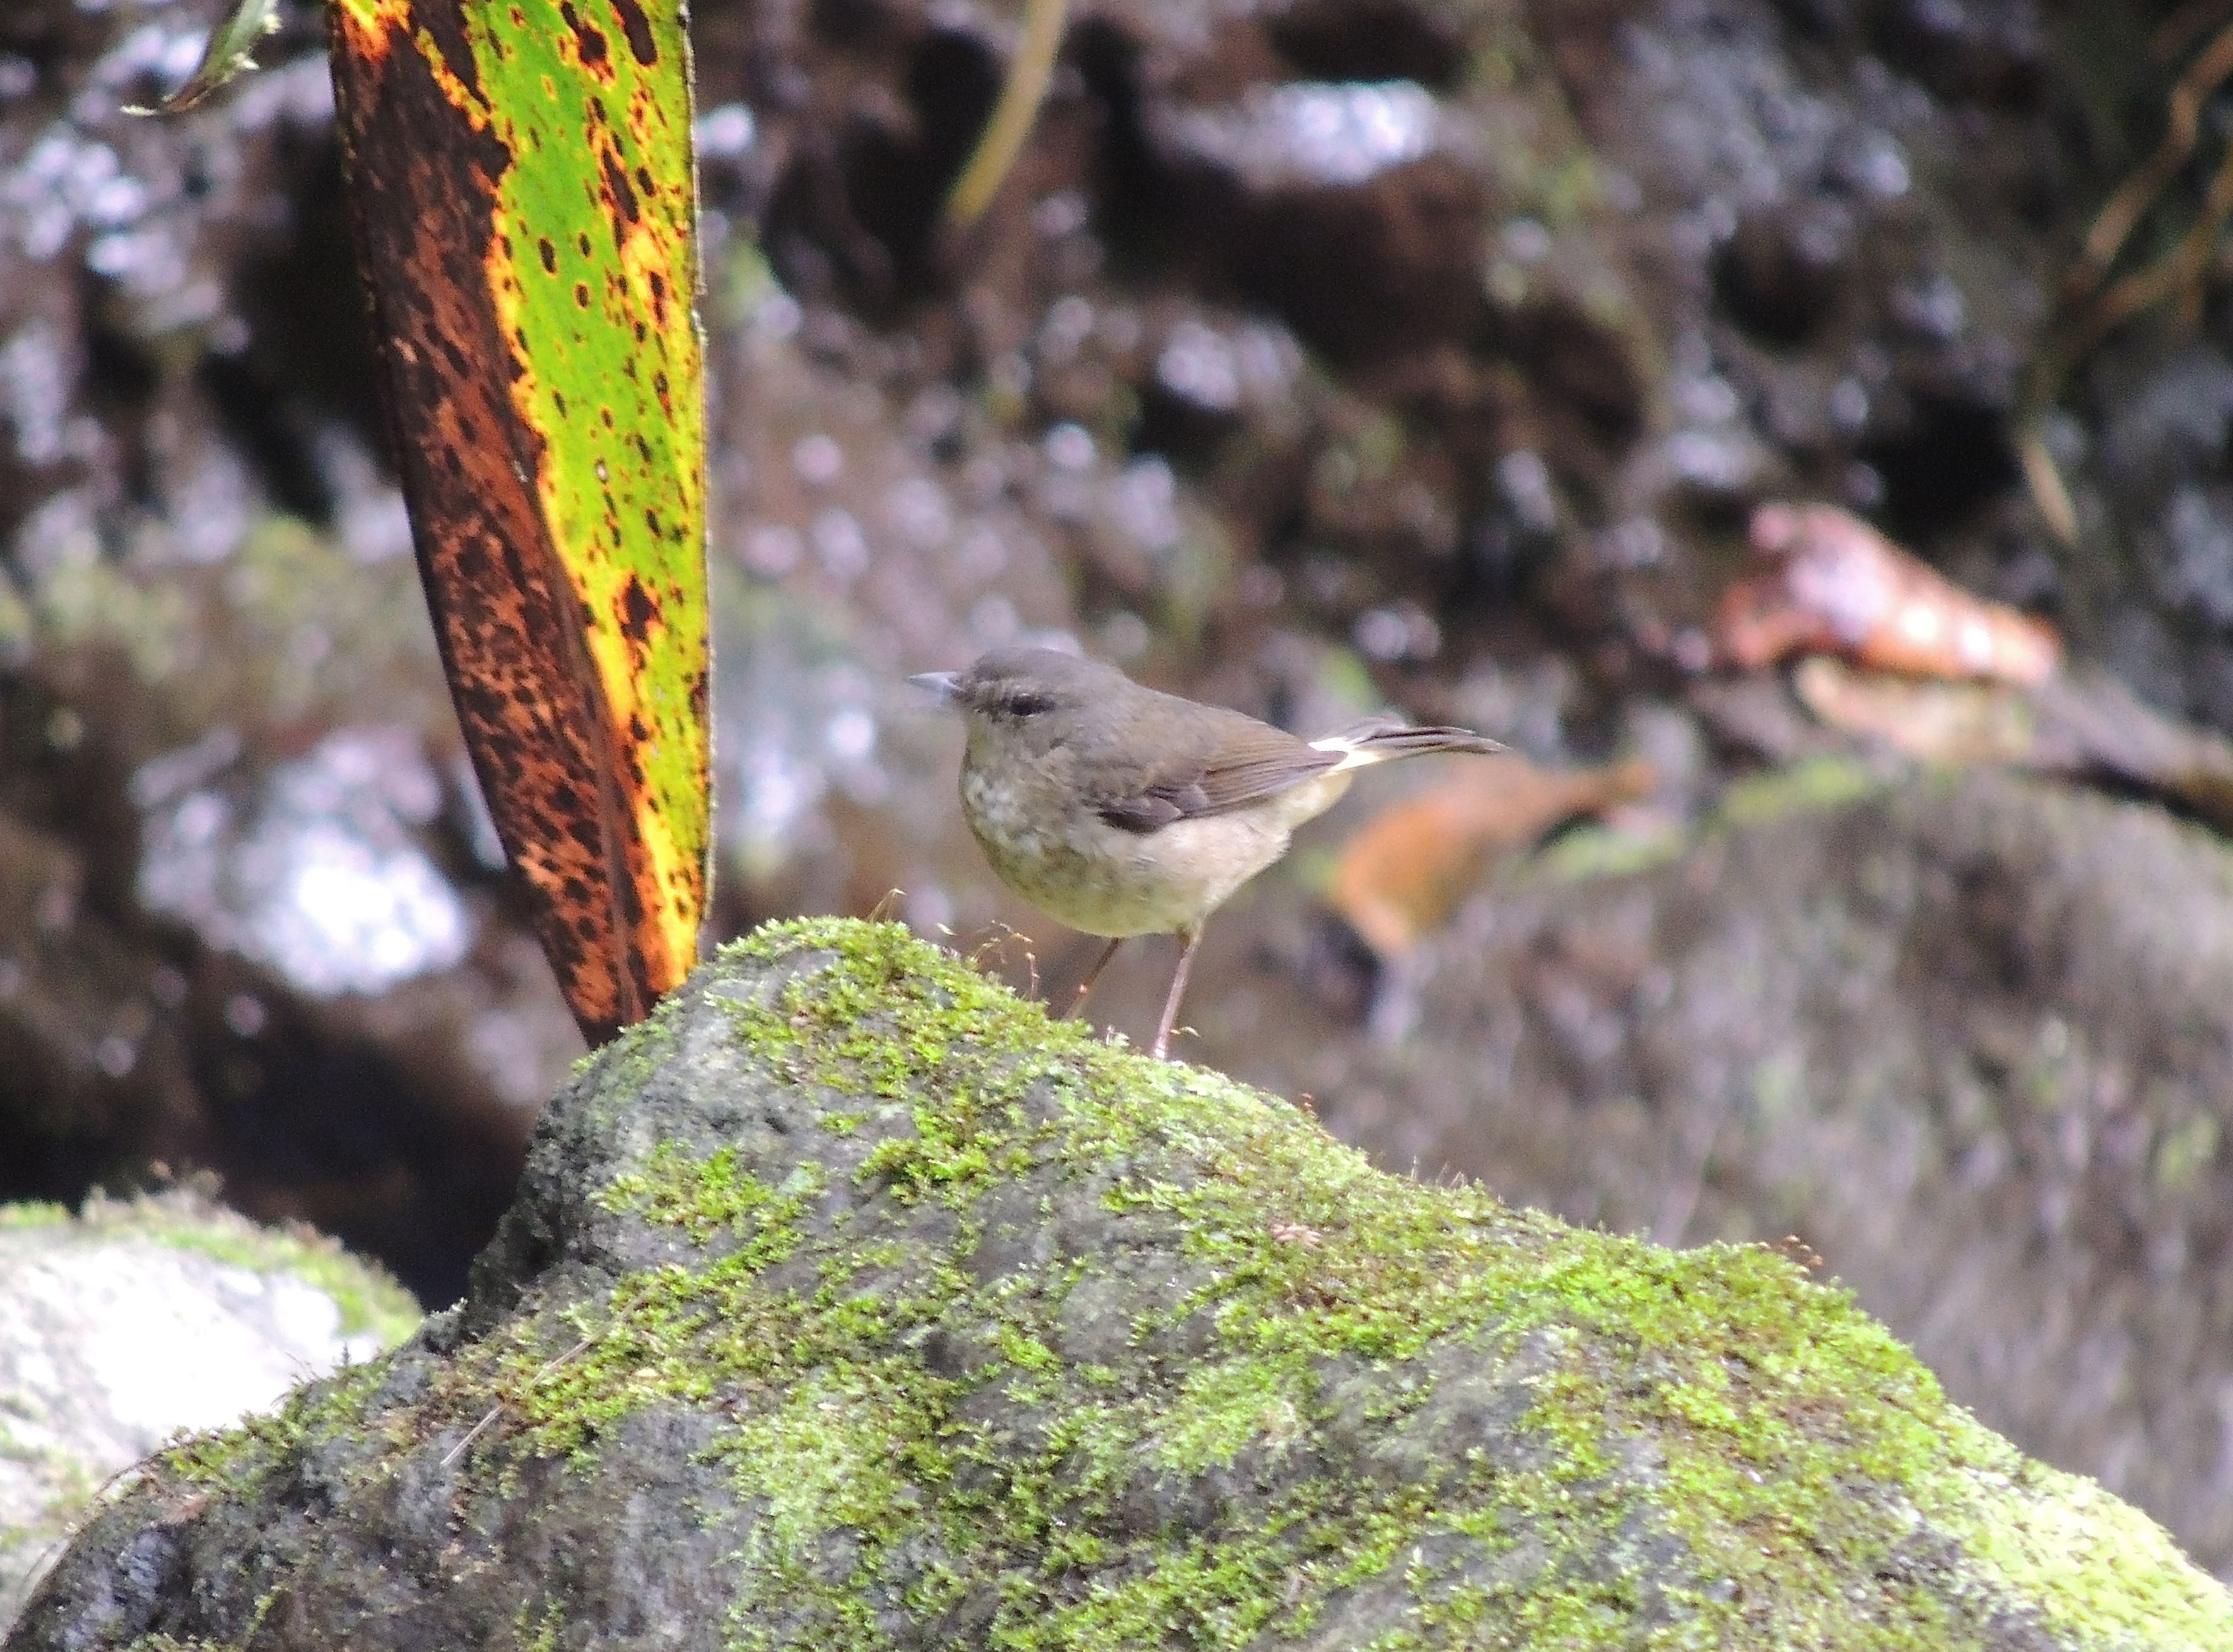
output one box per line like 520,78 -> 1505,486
1000,690 -> 1055,718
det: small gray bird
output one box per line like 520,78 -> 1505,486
912,646 -> 1505,1058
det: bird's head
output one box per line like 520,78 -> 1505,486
909,647 -> 1121,733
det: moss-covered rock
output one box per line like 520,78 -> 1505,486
0,1191 -> 418,1632
9,921 -> 2227,1651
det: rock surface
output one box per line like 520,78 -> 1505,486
8,921 -> 2226,1650
0,1193 -> 418,1633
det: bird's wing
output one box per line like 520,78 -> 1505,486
1088,714 -> 1339,833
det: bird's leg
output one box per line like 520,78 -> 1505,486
1061,936 -> 1123,1020
1151,925 -> 1202,1059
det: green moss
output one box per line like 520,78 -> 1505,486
0,1202 -> 72,1230
600,1143 -> 827,1252
0,1194 -> 416,1609
161,1360 -> 390,1496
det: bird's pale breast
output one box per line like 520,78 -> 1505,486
959,757 -> 1354,938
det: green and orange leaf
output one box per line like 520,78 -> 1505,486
327,0 -> 709,1044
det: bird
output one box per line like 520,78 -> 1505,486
911,646 -> 1505,1058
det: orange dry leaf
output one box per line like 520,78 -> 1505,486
1716,503 -> 2060,687
1330,756 -> 1658,959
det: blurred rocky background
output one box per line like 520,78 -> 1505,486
4,0 -> 2233,1581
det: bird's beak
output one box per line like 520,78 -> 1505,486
908,670 -> 963,704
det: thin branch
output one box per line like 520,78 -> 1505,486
2064,19 -> 2233,307
944,0 -> 1070,230
439,1334 -> 592,1469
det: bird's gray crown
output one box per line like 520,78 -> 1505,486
946,646 -> 1125,721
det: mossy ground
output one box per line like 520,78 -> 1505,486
146,920 -> 2228,1651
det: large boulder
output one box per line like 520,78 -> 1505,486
8,921 -> 2226,1650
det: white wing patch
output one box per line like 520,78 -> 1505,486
1306,732 -> 1396,774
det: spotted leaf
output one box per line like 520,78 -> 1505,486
328,0 -> 709,1044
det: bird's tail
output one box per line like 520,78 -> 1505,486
1311,717 -> 1506,771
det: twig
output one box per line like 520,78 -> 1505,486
439,1334 -> 592,1469
963,922 -> 1040,998
2029,17 -> 2233,449
944,0 -> 1070,229
2063,19 -> 2233,308
2014,423 -> 2080,548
